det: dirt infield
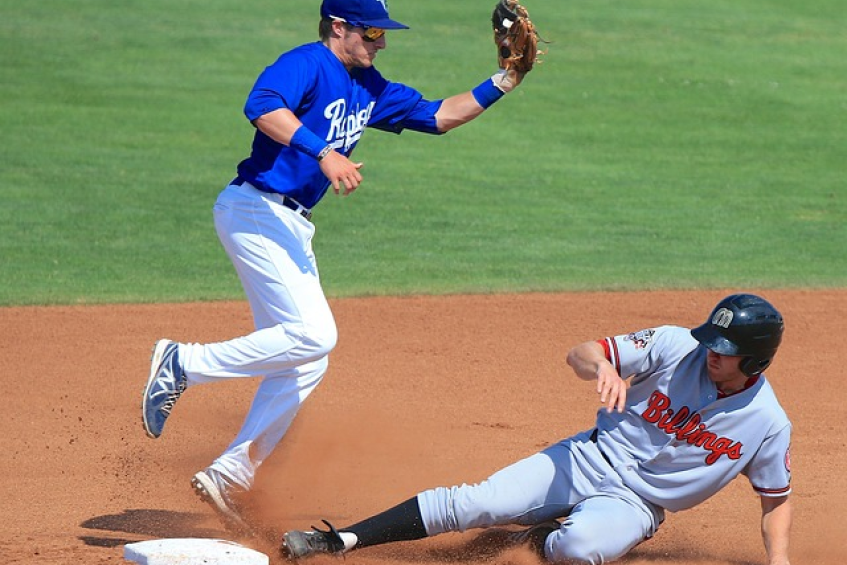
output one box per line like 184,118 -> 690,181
2,290 -> 845,564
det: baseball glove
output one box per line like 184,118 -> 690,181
491,0 -> 542,74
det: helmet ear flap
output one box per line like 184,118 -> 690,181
740,356 -> 771,377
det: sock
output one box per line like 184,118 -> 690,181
345,497 -> 428,549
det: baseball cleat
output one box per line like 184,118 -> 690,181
280,520 -> 346,560
506,520 -> 561,557
191,468 -> 251,533
141,339 -> 186,439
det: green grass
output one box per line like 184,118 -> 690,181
1,0 -> 844,304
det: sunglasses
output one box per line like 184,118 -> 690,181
362,27 -> 386,42
332,17 -> 386,42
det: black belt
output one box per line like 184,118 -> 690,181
231,177 -> 312,220
589,428 -> 614,467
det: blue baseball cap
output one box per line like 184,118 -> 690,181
320,0 -> 409,30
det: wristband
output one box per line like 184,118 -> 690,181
290,126 -> 330,160
471,76 -> 506,109
317,145 -> 333,161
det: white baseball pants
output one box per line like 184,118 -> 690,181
179,180 -> 338,489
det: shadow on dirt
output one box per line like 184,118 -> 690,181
79,508 -> 222,546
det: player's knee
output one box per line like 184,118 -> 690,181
546,526 -> 605,565
302,321 -> 338,357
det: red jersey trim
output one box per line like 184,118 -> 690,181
754,485 -> 791,496
598,338 -> 621,374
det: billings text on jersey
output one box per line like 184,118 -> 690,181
642,391 -> 743,465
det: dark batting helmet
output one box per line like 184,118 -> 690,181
691,294 -> 784,376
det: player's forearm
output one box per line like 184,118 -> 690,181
761,496 -> 792,565
253,108 -> 305,146
434,92 -> 486,133
255,109 -> 338,163
568,340 -> 628,413
435,71 -> 525,132
566,341 -> 611,382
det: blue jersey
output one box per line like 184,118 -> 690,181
236,42 -> 442,208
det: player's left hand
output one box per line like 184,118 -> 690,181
491,69 -> 525,93
491,0 -> 544,76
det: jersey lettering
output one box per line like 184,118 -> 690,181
324,99 -> 376,152
642,391 -> 743,465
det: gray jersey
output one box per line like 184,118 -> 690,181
416,324 -> 792,563
596,325 -> 792,512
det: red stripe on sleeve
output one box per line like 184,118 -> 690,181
754,485 -> 792,496
598,338 -> 621,374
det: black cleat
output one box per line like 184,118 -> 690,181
281,520 -> 346,560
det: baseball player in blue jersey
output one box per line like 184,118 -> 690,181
141,0 -> 534,532
280,294 -> 793,565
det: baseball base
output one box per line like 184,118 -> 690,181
123,538 -> 269,565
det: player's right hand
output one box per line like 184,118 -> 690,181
596,364 -> 627,414
320,151 -> 363,195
